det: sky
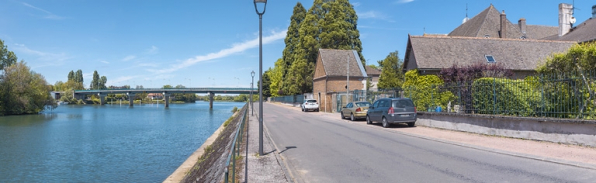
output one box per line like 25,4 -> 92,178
0,0 -> 594,89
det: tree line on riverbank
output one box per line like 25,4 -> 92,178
0,39 -> 56,115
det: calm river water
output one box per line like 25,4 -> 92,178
0,101 -> 244,182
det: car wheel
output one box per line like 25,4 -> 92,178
340,112 -> 345,119
408,122 -> 415,127
366,115 -> 372,124
302,107 -> 304,112
350,113 -> 355,121
382,117 -> 389,128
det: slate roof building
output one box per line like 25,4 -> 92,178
546,16 -> 596,43
313,49 -> 368,113
403,35 -> 575,78
364,65 -> 381,91
449,4 -> 558,40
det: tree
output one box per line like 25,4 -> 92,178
377,51 -> 404,90
259,70 -> 272,98
0,39 -> 17,70
89,70 -> 107,90
67,70 -> 75,81
1,61 -> 56,115
268,59 -> 284,97
75,69 -> 83,84
282,2 -> 306,83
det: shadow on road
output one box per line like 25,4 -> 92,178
279,146 -> 297,154
368,122 -> 417,128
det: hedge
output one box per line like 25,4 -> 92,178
472,78 -> 541,116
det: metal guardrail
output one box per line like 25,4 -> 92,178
224,102 -> 248,183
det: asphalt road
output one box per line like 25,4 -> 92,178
261,103 -> 596,183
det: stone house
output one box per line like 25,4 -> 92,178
313,49 -> 368,113
365,65 -> 381,92
403,4 -> 585,78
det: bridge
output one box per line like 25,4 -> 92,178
72,87 -> 258,108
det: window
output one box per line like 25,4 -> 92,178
356,102 -> 370,107
393,100 -> 415,108
485,55 -> 496,63
372,101 -> 379,108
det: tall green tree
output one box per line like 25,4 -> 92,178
67,70 -> 75,81
282,2 -> 306,82
89,70 -> 107,90
268,58 -> 284,97
259,70 -> 272,98
0,40 -> 17,70
75,69 -> 83,83
378,51 -> 404,90
1,61 -> 56,115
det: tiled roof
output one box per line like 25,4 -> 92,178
404,35 -> 576,71
523,25 -> 558,40
318,49 -> 367,77
448,5 -> 523,39
553,18 -> 596,43
365,65 -> 381,76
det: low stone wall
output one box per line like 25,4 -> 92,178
416,112 -> 596,147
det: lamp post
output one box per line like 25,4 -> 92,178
251,71 -> 255,116
254,0 -> 267,156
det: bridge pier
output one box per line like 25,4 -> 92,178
163,92 -> 171,108
209,92 -> 214,109
127,93 -> 135,106
98,93 -> 107,105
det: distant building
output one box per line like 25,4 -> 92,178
365,65 -> 381,91
147,93 -> 163,100
312,49 -> 368,113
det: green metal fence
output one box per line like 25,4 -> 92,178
224,102 -> 248,183
402,72 -> 596,120
269,94 -> 305,104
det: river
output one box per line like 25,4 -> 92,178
0,101 -> 244,182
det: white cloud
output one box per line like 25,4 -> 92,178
395,0 -> 414,4
100,60 -> 110,64
148,30 -> 287,74
146,46 -> 159,55
106,75 -> 136,86
122,55 -> 136,61
352,2 -> 361,7
358,10 -> 394,22
12,44 -> 71,68
22,2 -> 65,20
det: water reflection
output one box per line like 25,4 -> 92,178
0,102 -> 244,182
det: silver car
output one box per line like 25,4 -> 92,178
366,98 -> 417,128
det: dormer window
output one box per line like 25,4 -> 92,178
485,55 -> 496,63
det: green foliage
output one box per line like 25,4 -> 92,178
402,70 -> 454,111
377,51 -> 404,90
269,59 -> 284,97
90,70 -> 107,90
259,70 -> 271,98
471,78 -> 541,116
282,2 -> 306,88
0,39 -> 17,70
536,43 -> 596,119
1,61 -> 56,115
231,106 -> 238,113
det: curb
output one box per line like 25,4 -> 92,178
263,120 -> 299,183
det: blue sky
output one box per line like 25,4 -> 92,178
0,0 -> 593,89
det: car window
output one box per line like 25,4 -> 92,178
372,101 -> 379,108
393,99 -> 414,108
356,102 -> 370,107
378,100 -> 386,108
346,103 -> 352,108
307,100 -> 317,103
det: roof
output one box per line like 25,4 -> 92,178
448,4 -> 557,40
552,18 -> 596,43
365,65 -> 381,76
523,25 -> 558,40
318,49 -> 368,77
448,5 -> 523,39
403,35 -> 576,71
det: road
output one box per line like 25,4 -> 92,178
260,103 -> 596,183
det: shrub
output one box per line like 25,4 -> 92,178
472,78 -> 541,116
231,106 -> 238,113
403,70 -> 455,111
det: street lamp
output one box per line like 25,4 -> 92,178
254,0 -> 267,156
251,71 -> 255,116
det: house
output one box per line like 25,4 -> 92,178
403,3 -> 586,78
313,49 -> 368,113
147,93 -> 163,100
365,65 -> 381,91
449,4 -> 558,40
403,35 -> 575,78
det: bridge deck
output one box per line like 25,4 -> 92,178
74,88 -> 258,94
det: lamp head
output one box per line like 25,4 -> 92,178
253,0 -> 267,15
251,70 -> 255,77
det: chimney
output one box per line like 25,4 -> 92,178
559,3 -> 573,37
592,5 -> 596,18
518,18 -> 527,35
500,10 -> 507,38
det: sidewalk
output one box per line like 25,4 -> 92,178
240,103 -> 291,183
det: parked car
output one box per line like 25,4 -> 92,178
366,98 -> 417,128
340,101 -> 371,121
302,99 -> 319,112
